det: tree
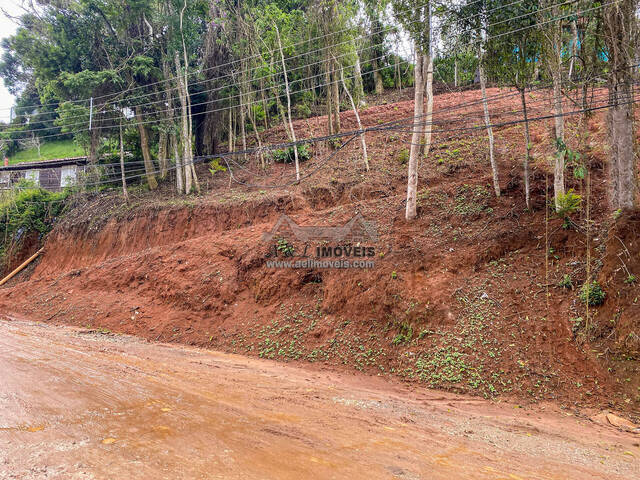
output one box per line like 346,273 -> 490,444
393,0 -> 432,220
364,0 -> 389,96
485,0 -> 542,210
603,0 -> 638,210
445,0 -> 500,197
540,0 -> 566,211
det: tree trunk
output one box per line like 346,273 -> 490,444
353,46 -> 365,107
158,130 -> 168,179
479,57 -> 500,197
339,63 -> 368,171
239,103 -> 247,162
331,65 -> 341,133
406,48 -> 425,221
119,120 -> 128,202
547,2 -> 565,211
372,57 -> 384,95
228,108 -> 235,153
454,57 -> 458,87
568,19 -> 578,79
604,0 -> 638,210
179,0 -> 199,193
608,97 -> 636,209
135,107 -> 158,191
421,4 -> 433,159
175,52 -> 192,194
172,132 -> 183,194
276,25 -> 300,181
325,55 -> 334,135
422,53 -> 433,158
552,65 -> 565,210
520,88 -> 531,210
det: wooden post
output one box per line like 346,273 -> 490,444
0,248 -> 44,287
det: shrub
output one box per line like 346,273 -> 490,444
558,274 -> 573,289
579,281 -> 606,306
392,322 -> 413,345
397,148 -> 409,165
272,144 -> 311,164
0,186 -> 70,265
295,103 -> 312,118
208,158 -> 227,175
555,189 -> 582,219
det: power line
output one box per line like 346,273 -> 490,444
2,0 -> 559,116
57,82 -> 637,191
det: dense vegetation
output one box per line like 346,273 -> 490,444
0,0 -> 637,212
0,184 -> 70,265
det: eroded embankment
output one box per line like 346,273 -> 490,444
1,85 -> 639,412
2,184 -> 637,414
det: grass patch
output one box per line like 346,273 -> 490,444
8,139 -> 85,165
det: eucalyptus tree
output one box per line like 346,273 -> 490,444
603,0 -> 638,210
539,0 -> 569,211
485,0 -> 542,210
363,0 -> 390,96
392,0 -> 432,221
445,0 -> 500,198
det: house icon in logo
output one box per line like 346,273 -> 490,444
262,213 -> 378,244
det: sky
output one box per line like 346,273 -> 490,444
0,2 -> 21,123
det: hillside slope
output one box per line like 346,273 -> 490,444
1,87 -> 638,415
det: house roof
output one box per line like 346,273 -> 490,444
0,156 -> 88,172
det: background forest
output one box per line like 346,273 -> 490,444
0,0 -> 637,212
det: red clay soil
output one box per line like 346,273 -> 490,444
3,318 -> 638,480
1,87 -> 639,417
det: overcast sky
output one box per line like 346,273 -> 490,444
0,3 -> 21,123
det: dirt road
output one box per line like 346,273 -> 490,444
0,317 -> 637,480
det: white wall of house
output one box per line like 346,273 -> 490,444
25,170 -> 39,185
60,165 -> 77,188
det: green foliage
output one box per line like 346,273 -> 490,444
397,148 -> 409,164
433,52 -> 478,86
392,322 -> 413,345
555,189 -> 582,220
0,187 -> 70,264
579,281 -> 606,306
8,139 -> 84,164
563,146 -> 585,180
271,144 -> 311,164
454,184 -> 492,216
558,274 -> 573,289
208,159 -> 227,176
276,237 -> 294,257
625,274 -> 637,285
295,102 -> 312,118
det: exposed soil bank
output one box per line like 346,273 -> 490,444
0,87 -> 638,415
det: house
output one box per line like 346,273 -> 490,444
0,157 -> 88,191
